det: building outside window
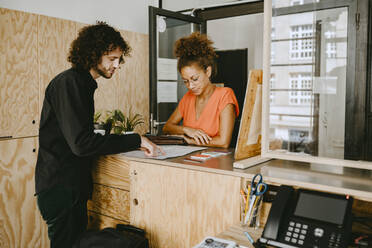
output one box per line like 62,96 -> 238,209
289,73 -> 312,105
271,27 -> 276,64
325,29 -> 336,58
270,74 -> 276,104
290,24 -> 314,60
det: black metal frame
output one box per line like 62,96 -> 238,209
345,0 -> 368,160
193,1 -> 263,20
365,0 -> 372,161
149,6 -> 206,134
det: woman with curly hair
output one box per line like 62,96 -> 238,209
35,22 -> 161,248
163,32 -> 239,148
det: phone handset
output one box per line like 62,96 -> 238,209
262,185 -> 294,240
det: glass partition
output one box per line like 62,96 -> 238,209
149,7 -> 205,135
156,17 -> 200,134
270,6 -> 347,159
263,0 -> 372,169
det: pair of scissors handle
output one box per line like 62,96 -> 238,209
250,173 -> 267,195
251,173 -> 263,186
254,182 -> 267,196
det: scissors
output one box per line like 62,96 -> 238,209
250,173 -> 267,196
244,174 -> 267,224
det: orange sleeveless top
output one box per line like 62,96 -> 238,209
178,87 -> 239,137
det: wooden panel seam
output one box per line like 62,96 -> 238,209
87,210 -> 130,223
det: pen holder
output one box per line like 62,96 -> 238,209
248,196 -> 263,228
240,194 -> 263,229
240,199 -> 247,227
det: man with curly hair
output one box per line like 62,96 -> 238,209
35,22 -> 161,248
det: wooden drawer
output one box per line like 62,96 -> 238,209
88,183 -> 130,223
92,156 -> 130,190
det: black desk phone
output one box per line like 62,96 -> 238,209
259,185 -> 353,248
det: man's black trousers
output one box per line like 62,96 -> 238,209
37,186 -> 88,248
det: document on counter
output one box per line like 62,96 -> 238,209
120,145 -> 207,160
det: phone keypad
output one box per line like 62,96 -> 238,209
285,223 -> 343,248
285,221 -> 308,246
328,232 -> 342,248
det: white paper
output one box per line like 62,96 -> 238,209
157,58 -> 178,80
120,145 -> 206,160
157,81 -> 178,103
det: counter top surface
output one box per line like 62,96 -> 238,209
215,224 -> 262,248
110,147 -> 372,201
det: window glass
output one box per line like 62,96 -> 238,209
269,4 -> 348,159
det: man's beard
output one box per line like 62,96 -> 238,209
94,66 -> 113,79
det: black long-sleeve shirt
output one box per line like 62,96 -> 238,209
35,68 -> 141,198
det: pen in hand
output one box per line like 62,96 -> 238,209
140,136 -> 165,157
151,145 -> 165,157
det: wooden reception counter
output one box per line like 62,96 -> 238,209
87,148 -> 372,248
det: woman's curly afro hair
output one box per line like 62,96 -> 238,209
68,21 -> 131,70
174,32 -> 217,76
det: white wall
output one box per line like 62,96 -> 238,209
0,0 -> 158,34
162,0 -> 199,11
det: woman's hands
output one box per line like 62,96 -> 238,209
162,106 -> 211,146
183,127 -> 211,146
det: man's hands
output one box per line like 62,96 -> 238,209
183,127 -> 211,146
140,136 -> 165,157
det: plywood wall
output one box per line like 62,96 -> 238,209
117,31 -> 149,134
0,9 -> 39,138
0,138 -> 48,248
0,7 -> 150,247
38,15 -> 77,114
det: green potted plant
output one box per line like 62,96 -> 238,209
93,111 -> 112,135
107,109 -> 144,135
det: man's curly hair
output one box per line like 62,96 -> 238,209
68,22 -> 131,70
174,32 -> 217,76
